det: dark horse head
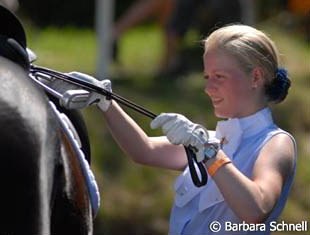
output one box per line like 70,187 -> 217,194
0,5 -> 94,235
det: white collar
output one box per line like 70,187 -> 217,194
215,107 -> 274,158
239,107 -> 273,138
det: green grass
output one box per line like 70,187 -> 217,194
118,25 -> 164,76
27,27 -> 97,72
26,23 -> 309,235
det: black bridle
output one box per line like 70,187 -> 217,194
29,64 -> 208,187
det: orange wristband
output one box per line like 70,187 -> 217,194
207,157 -> 232,177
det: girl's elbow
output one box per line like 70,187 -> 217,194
131,155 -> 147,165
240,209 -> 269,224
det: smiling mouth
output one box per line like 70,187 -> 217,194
211,98 -> 223,106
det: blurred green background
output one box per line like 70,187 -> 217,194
10,0 -> 310,234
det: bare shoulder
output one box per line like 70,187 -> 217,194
254,133 -> 296,180
262,133 -> 295,162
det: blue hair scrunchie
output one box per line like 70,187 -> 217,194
276,67 -> 288,82
266,67 -> 291,103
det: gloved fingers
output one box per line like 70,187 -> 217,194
97,98 -> 111,111
153,114 -> 185,144
190,135 -> 206,149
67,71 -> 107,88
99,79 -> 112,91
67,71 -> 99,88
87,92 -> 102,105
68,72 -> 113,96
61,89 -> 91,109
171,120 -> 198,146
195,124 -> 209,137
166,124 -> 190,145
67,71 -> 113,102
151,113 -> 198,146
161,117 -> 180,134
67,71 -> 96,83
165,125 -> 182,145
49,79 -> 80,94
192,125 -> 209,143
67,71 -> 84,78
150,113 -> 179,129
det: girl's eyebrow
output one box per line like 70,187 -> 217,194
204,68 -> 230,74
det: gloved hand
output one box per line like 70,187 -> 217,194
67,72 -> 112,111
41,71 -> 112,111
150,113 -> 209,162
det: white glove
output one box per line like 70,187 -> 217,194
42,71 -> 112,111
67,72 -> 112,111
150,113 -> 209,162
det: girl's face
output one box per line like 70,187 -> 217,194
203,48 -> 263,119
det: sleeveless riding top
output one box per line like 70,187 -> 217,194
169,107 -> 297,235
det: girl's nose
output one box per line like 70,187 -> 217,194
204,78 -> 217,94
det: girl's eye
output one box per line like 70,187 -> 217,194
203,75 -> 209,80
204,74 -> 226,80
215,74 -> 227,79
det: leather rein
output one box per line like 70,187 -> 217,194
29,64 -> 208,187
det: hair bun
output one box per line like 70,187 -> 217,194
266,68 -> 291,103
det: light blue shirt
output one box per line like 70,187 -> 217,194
169,108 -> 297,235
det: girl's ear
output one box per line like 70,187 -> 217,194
251,67 -> 265,89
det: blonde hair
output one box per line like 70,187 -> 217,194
203,24 -> 290,103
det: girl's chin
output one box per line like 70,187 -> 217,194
213,108 -> 230,119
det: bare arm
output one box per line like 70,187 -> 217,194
102,101 -> 187,170
205,134 -> 295,223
